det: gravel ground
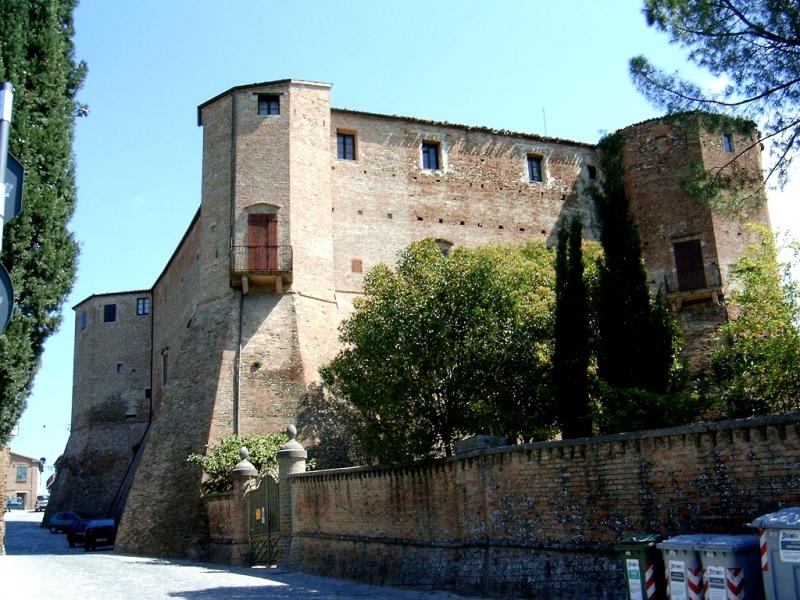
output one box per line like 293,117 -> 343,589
0,510 -> 482,600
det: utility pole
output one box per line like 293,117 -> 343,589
0,81 -> 12,251
0,82 -> 21,334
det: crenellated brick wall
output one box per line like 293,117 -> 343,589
287,414 -> 800,599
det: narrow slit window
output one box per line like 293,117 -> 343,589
723,133 -> 734,153
528,156 -> 543,182
422,142 -> 440,170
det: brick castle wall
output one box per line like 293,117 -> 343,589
47,291 -> 152,521
289,414 -> 800,599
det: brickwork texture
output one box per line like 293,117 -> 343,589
288,414 -> 800,599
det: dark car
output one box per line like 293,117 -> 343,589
67,517 -> 117,551
48,511 -> 88,533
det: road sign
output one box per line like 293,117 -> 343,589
5,152 -> 23,222
0,262 -> 13,334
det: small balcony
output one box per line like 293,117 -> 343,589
230,245 -> 293,292
661,264 -> 723,309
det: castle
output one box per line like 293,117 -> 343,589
45,79 -> 769,559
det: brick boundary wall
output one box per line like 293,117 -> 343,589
287,414 -> 800,599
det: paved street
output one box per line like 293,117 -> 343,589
0,511 -> 480,600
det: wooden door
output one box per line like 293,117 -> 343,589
673,239 -> 706,291
248,214 -> 278,270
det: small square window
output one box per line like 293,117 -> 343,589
257,94 -> 280,116
136,297 -> 150,316
351,258 -> 363,273
528,156 -> 543,182
723,133 -> 734,153
422,142 -> 440,170
587,165 -> 597,180
79,310 -> 87,330
103,304 -> 116,323
337,132 -> 356,160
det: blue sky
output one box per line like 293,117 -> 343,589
9,0 -> 799,487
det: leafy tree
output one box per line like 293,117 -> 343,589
592,133 -> 682,432
0,0 -> 85,444
187,432 -> 288,493
712,225 -> 800,416
553,214 -> 592,439
630,0 -> 800,195
322,239 -> 560,464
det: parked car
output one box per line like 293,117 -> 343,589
34,495 -> 48,512
47,511 -> 88,533
66,517 -> 117,551
5,498 -> 22,511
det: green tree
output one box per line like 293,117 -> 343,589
553,214 -> 592,439
592,133 -> 682,432
187,432 -> 288,493
712,225 -> 800,416
0,0 -> 85,443
322,239 -> 560,464
630,0 -> 800,193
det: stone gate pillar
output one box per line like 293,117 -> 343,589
277,424 -> 306,569
229,447 -> 258,565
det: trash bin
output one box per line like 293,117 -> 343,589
657,534 -> 715,600
696,534 -> 764,600
616,534 -> 666,600
750,506 -> 800,600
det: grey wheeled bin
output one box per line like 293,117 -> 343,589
696,535 -> 764,600
751,506 -> 800,600
657,535 -> 715,600
615,534 -> 666,600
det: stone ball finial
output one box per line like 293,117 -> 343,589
239,446 -> 249,461
286,424 -> 297,439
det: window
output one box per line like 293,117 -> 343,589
16,465 -> 27,482
116,362 -> 124,374
337,132 -> 356,160
723,133 -> 734,153
351,258 -> 363,273
587,165 -> 597,180
257,94 -> 280,116
673,239 -> 707,291
422,142 -> 440,170
136,297 -> 150,316
528,155 -> 543,182
103,304 -> 116,323
79,310 -> 87,330
435,239 -> 453,256
161,348 -> 169,385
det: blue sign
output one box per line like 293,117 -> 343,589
0,263 -> 13,333
4,152 -> 23,223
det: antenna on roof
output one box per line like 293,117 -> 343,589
542,107 -> 548,137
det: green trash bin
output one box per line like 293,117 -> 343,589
657,534 -> 715,600
696,535 -> 764,600
616,534 -> 667,600
750,506 -> 800,600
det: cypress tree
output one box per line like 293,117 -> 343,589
0,0 -> 85,443
553,214 -> 591,439
592,133 -> 677,432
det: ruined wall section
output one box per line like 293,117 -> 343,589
329,111 -> 599,305
47,291 -> 151,520
290,414 -> 800,599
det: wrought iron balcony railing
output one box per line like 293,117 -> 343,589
230,245 -> 293,274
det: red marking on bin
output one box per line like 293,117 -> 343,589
760,528 -> 769,572
726,566 -> 744,600
687,567 -> 703,600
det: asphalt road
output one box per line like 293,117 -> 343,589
0,510 -> 480,600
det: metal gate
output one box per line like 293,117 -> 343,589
249,473 -> 280,565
